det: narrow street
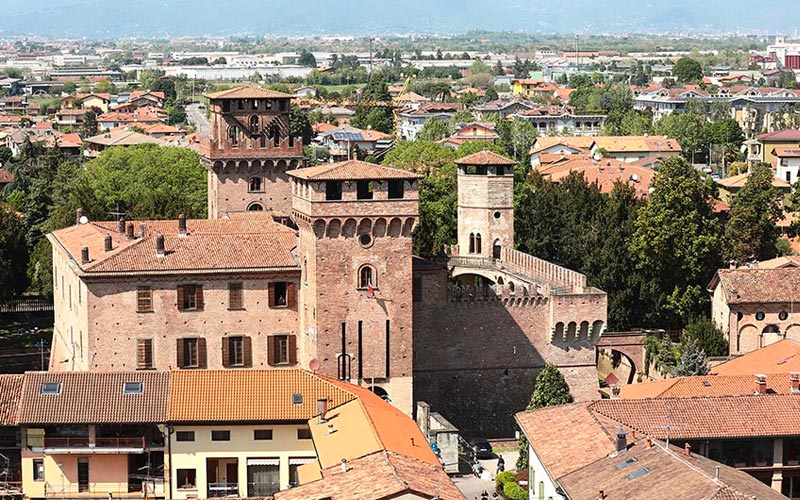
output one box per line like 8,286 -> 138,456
186,102 -> 210,137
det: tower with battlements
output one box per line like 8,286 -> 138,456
201,86 -> 304,219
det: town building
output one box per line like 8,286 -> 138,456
512,106 -> 606,136
747,129 -> 800,165
314,125 -> 392,160
0,375 -> 23,494
715,171 -> 792,205
774,147 -> 800,184
530,135 -> 682,166
200,86 -> 305,218
397,102 -> 462,141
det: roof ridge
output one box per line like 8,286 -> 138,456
83,233 -> 151,271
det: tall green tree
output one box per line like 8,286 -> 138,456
417,118 -> 452,142
0,204 -> 30,301
674,338 -> 710,376
724,164 -> 783,265
681,316 -> 728,357
517,364 -> 574,470
672,57 -> 703,83
630,156 -> 723,327
653,112 -> 707,162
289,104 -> 313,145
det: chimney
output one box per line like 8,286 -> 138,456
178,214 -> 187,237
117,217 -> 125,233
616,428 -> 627,453
75,208 -> 83,224
597,490 -> 607,500
156,234 -> 165,257
646,438 -> 653,448
126,222 -> 135,239
340,459 -> 347,474
790,372 -> 800,393
684,442 -> 692,457
104,235 -> 112,252
755,374 -> 767,395
80,246 -> 90,264
714,466 -> 720,481
139,222 -> 147,238
317,398 -> 328,423
610,386 -> 621,399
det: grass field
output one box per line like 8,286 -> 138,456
0,315 -> 53,349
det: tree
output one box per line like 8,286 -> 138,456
81,110 -> 98,137
674,338 -> 710,376
517,364 -> 573,470
298,49 -> 317,68
351,106 -> 393,134
682,316 -> 728,357
167,102 -> 187,125
672,57 -> 703,83
484,86 -> 499,102
653,112 -> 707,162
630,156 -> 723,327
289,104 -> 313,145
360,72 -> 391,103
417,118 -> 452,142
724,164 -> 783,265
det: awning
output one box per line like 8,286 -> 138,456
289,457 -> 316,465
247,458 -> 279,466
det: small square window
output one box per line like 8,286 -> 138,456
292,393 -> 303,405
297,428 -> 312,440
33,459 -> 44,481
176,431 -> 195,442
177,469 -> 196,489
254,429 -> 273,440
211,430 -> 230,441
122,381 -> 143,394
41,383 -> 62,395
137,286 -> 153,312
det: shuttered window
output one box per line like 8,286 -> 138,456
228,282 -> 243,310
136,338 -> 153,369
177,338 -> 207,369
137,286 -> 153,312
268,282 -> 295,308
267,334 -> 296,365
177,285 -> 204,311
222,335 -> 252,368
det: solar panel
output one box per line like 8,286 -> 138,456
615,457 -> 638,469
628,467 -> 650,480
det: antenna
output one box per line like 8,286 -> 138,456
650,402 -> 689,449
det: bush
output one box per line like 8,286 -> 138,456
496,470 -> 515,490
503,481 -> 529,500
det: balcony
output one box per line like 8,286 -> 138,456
41,437 -> 146,454
247,482 -> 279,497
207,482 -> 238,498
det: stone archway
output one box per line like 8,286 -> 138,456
761,324 -> 783,347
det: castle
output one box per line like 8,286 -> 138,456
48,86 -> 606,436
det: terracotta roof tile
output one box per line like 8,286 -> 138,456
455,150 -> 515,166
17,371 -> 168,424
756,129 -> 800,142
712,339 -> 800,375
85,130 -> 164,147
168,369 -> 357,422
0,375 -> 23,426
713,268 -> 800,304
204,85 -> 292,100
620,373 -> 796,398
716,172 -> 790,189
289,160 -> 420,181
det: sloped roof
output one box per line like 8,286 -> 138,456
712,268 -> 800,304
712,339 -> 800,376
204,85 -> 292,100
757,129 -> 800,142
0,375 -> 23,426
169,369 -> 357,423
620,373 -> 796,399
716,171 -> 791,189
773,147 -> 800,158
593,135 -> 682,154
274,451 -> 466,500
85,130 -> 164,147
17,371 -> 169,424
48,218 -> 299,275
289,160 -> 420,181
454,150 -> 515,166
541,157 -> 655,198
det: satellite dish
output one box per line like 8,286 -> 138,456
78,216 -> 89,224
309,358 -> 321,373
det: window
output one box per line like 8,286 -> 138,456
780,311 -> 789,321
388,179 -> 404,199
249,176 -> 262,192
137,338 -> 153,369
756,311 -> 766,321
268,334 -> 296,366
33,459 -> 44,481
237,99 -> 244,110
326,181 -> 343,200
269,282 -> 292,308
297,428 -> 312,440
358,233 -> 373,248
338,353 -> 352,381
177,338 -> 206,369
475,234 -> 482,254
248,202 -> 264,211
178,285 -> 203,311
211,430 -> 231,441
358,265 -> 375,289
41,382 -> 62,395
356,180 -> 374,200
137,286 -> 153,312
177,469 -> 196,489
292,394 -> 303,405
122,381 -> 143,394
228,125 -> 239,146
175,431 -> 195,442
249,115 -> 259,134
225,335 -> 248,367
787,170 -> 792,182
279,99 -> 287,112
228,282 -> 244,310
222,100 -> 230,112
254,429 -> 273,440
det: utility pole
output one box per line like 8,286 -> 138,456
575,34 -> 580,71
369,37 -> 374,76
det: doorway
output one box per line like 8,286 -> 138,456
78,458 -> 89,492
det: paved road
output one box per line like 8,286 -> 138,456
454,450 -> 519,499
186,102 -> 210,137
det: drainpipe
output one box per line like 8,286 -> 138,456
167,425 -> 174,500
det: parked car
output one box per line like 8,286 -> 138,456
470,437 -> 493,459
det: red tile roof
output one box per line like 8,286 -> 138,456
711,268 -> 800,304
716,171 -> 790,189
48,218 -> 299,275
204,85 -> 293,100
620,373 -> 796,399
773,147 -> 800,158
0,375 -> 23,426
757,129 -> 800,142
168,369 -> 357,423
274,451 -> 466,500
455,150 -> 515,165
542,157 -> 655,198
712,339 -> 800,375
17,371 -> 169,424
289,160 -> 420,181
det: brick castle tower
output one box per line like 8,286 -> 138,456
289,160 -> 421,415
455,150 -> 516,259
201,86 -> 304,218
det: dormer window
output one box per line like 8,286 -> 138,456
41,382 -> 62,395
122,381 -> 143,394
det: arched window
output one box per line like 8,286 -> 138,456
493,239 -> 501,259
369,386 -> 390,401
249,115 -> 259,134
249,176 -> 262,192
358,265 -> 376,289
475,233 -> 482,254
247,202 -> 264,211
469,233 -> 476,254
227,125 -> 239,146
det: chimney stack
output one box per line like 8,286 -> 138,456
597,490 -> 607,500
178,214 -> 187,237
156,234 -> 166,257
755,374 -> 767,395
684,442 -> 692,457
126,222 -> 135,239
104,235 -> 113,252
791,372 -> 800,393
616,428 -> 627,453
140,222 -> 147,238
611,386 -> 621,399
117,217 -> 125,233
646,438 -> 653,448
317,398 -> 328,423
80,246 -> 90,264
714,466 -> 720,481
75,208 -> 83,224
340,459 -> 347,474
